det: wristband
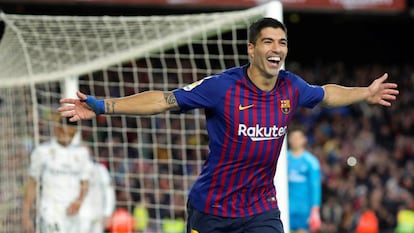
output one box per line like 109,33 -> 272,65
85,95 -> 105,115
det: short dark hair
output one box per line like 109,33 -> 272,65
49,111 -> 78,127
61,116 -> 78,127
248,17 -> 287,44
288,125 -> 306,135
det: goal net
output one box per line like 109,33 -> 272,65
0,2 -> 284,232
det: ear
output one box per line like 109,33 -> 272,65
247,43 -> 255,59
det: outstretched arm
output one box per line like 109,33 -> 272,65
321,73 -> 398,107
58,91 -> 180,122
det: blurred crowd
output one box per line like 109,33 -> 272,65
287,61 -> 414,233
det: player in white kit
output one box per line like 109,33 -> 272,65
22,116 -> 93,233
79,160 -> 116,233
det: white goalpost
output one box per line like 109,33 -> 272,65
0,1 -> 288,232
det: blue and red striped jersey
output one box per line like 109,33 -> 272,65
173,64 -> 324,217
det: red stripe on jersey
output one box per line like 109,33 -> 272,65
247,89 -> 263,216
204,87 -> 233,215
236,80 -> 258,216
218,82 -> 241,216
226,81 -> 245,217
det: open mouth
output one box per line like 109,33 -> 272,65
267,56 -> 281,66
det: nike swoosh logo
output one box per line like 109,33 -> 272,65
239,104 -> 254,111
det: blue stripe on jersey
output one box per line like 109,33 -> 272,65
173,65 -> 324,217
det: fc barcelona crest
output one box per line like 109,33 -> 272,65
280,99 -> 291,114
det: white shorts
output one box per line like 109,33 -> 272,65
39,203 -> 80,233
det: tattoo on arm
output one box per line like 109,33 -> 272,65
164,92 -> 177,105
106,101 -> 116,114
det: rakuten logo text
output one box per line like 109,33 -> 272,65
238,124 -> 287,141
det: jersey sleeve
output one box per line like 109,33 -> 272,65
172,74 -> 227,112
290,72 -> 325,108
299,83 -> 324,108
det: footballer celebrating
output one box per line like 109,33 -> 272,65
58,18 -> 398,233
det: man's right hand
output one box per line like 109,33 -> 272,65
58,91 -> 102,122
